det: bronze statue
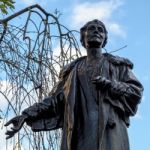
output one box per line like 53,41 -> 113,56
5,19 -> 143,150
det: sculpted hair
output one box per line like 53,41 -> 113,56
80,19 -> 108,48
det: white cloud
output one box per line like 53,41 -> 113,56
0,80 -> 31,150
21,0 -> 36,5
132,101 -> 144,120
141,95 -> 146,102
70,0 -> 126,38
21,0 -> 48,7
0,123 -> 6,149
0,81 -> 13,110
133,110 -> 142,120
0,122 -> 25,150
132,93 -> 146,120
108,22 -> 126,38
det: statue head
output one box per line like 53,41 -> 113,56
80,19 -> 108,48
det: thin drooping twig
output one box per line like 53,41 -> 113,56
0,4 -> 81,150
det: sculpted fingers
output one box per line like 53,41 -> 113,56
92,76 -> 102,83
92,76 -> 111,89
5,115 -> 26,139
5,117 -> 18,127
4,119 -> 13,127
11,126 -> 20,131
5,129 -> 17,139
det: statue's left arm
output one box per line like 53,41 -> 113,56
109,66 -> 144,116
92,55 -> 144,122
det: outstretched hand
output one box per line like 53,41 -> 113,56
5,115 -> 28,139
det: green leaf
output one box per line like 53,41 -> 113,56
0,0 -> 15,14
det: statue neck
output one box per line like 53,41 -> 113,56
86,48 -> 102,62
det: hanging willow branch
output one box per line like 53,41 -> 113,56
0,4 -> 81,150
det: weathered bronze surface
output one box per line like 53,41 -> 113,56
5,19 -> 143,150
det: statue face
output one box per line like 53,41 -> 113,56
84,23 -> 106,48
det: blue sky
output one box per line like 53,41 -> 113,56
0,0 -> 150,150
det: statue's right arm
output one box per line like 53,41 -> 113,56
5,75 -> 65,139
22,79 -> 65,120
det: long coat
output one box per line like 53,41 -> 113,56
23,53 -> 143,150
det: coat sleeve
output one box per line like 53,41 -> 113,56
22,71 -> 65,127
22,80 -> 65,119
109,65 -> 143,117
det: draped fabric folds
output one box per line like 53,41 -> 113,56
22,54 -> 143,150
